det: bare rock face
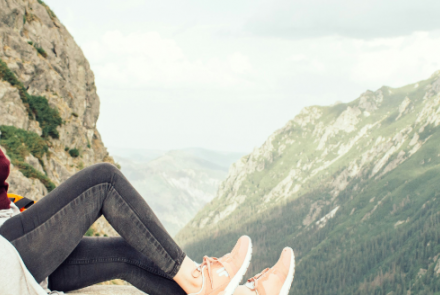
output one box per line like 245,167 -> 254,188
0,0 -> 117,236
0,0 -> 114,192
0,80 -> 41,134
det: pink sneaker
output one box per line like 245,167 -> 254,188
245,248 -> 295,295
189,236 -> 252,295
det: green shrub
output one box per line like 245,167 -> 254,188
69,148 -> 80,158
12,161 -> 56,192
27,41 -> 33,46
34,45 -> 48,58
84,227 -> 105,237
0,58 -> 62,139
85,227 -> 95,236
0,125 -> 56,192
0,126 -> 48,162
28,95 -> 62,138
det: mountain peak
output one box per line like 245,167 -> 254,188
177,71 -> 440,295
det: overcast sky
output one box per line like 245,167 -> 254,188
45,0 -> 440,153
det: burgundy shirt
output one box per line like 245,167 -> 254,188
0,149 -> 11,209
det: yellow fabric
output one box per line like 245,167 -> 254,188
7,193 -> 24,202
7,193 -> 35,212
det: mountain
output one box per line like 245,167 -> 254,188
176,71 -> 440,294
109,147 -> 166,164
0,0 -> 116,236
113,148 -> 244,236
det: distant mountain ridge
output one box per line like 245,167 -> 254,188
113,148 -> 244,236
177,71 -> 440,294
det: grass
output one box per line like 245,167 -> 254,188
34,45 -> 48,58
0,125 -> 56,192
84,227 -> 96,237
27,40 -> 48,58
0,58 -> 62,138
0,126 -> 48,163
12,161 -> 56,192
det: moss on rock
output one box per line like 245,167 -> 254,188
0,125 -> 55,192
0,58 -> 62,138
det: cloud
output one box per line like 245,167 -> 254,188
350,32 -> 440,85
287,54 -> 326,74
82,31 -> 255,90
228,52 -> 252,74
245,0 -> 440,40
282,31 -> 440,88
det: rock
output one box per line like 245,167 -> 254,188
0,0 -> 116,236
177,69 -> 440,251
88,216 -> 119,237
293,106 -> 323,127
25,154 -> 45,174
68,286 -> 147,295
317,106 -> 362,150
8,167 -> 48,201
0,0 -> 114,177
358,90 -> 383,112
0,81 -> 42,135
417,268 -> 427,278
0,146 -> 48,200
316,206 -> 340,229
435,257 -> 440,276
396,97 -> 411,120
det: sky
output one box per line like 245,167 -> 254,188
44,0 -> 440,153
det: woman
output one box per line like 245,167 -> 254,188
0,148 -> 295,295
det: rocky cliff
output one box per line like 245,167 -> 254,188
0,0 -> 116,236
177,71 -> 440,294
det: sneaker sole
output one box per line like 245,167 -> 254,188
223,236 -> 253,295
279,248 -> 295,295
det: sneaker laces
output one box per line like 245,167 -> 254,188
246,268 -> 270,291
192,256 -> 223,289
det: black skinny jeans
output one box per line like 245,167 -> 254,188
0,163 -> 187,294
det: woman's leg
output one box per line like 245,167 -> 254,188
49,237 -> 186,295
0,163 -> 185,284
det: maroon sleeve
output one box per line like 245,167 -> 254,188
0,148 -> 11,209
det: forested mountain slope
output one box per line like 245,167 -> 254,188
177,71 -> 440,295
